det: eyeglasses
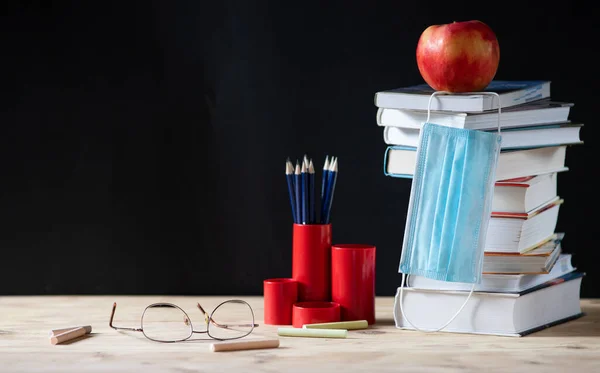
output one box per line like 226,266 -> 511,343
109,299 -> 258,342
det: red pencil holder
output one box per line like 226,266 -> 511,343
292,301 -> 340,328
263,278 -> 298,325
331,244 -> 376,325
292,223 -> 332,302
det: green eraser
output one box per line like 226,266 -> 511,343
277,327 -> 347,338
302,320 -> 368,330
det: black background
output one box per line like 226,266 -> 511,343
2,1 -> 598,296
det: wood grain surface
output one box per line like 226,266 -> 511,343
1,296 -> 599,372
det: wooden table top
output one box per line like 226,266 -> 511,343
1,296 -> 599,372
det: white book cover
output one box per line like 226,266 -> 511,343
383,123 -> 582,150
394,272 -> 584,337
408,253 -> 575,293
384,145 -> 569,181
376,100 -> 573,130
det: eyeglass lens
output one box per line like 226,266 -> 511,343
141,303 -> 193,342
207,300 -> 255,340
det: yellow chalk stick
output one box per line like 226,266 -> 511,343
303,320 -> 368,330
277,327 -> 347,338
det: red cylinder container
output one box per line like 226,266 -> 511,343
292,301 -> 340,328
292,223 -> 332,302
331,244 -> 376,324
263,278 -> 298,325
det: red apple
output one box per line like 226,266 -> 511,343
416,20 -> 500,92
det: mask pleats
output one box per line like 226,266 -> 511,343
399,122 -> 500,284
411,129 -> 445,276
444,134 -> 471,281
425,131 -> 455,276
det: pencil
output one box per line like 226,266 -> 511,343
308,159 -> 315,224
321,156 -> 329,200
323,157 -> 338,224
286,159 -> 297,223
294,161 -> 301,225
303,155 -> 310,223
301,160 -> 307,224
320,156 -> 330,223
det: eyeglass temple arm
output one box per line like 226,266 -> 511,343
196,303 -> 259,328
109,302 -> 143,332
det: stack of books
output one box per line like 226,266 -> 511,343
375,81 -> 586,336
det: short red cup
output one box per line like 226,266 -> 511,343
331,244 -> 376,324
292,301 -> 340,328
263,278 -> 298,325
292,223 -> 332,301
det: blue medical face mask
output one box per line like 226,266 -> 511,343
396,91 -> 502,332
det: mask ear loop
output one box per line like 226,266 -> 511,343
425,91 -> 502,133
398,90 -> 502,333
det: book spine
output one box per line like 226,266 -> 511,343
378,108 -> 467,128
376,107 -> 384,126
383,127 -> 390,145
